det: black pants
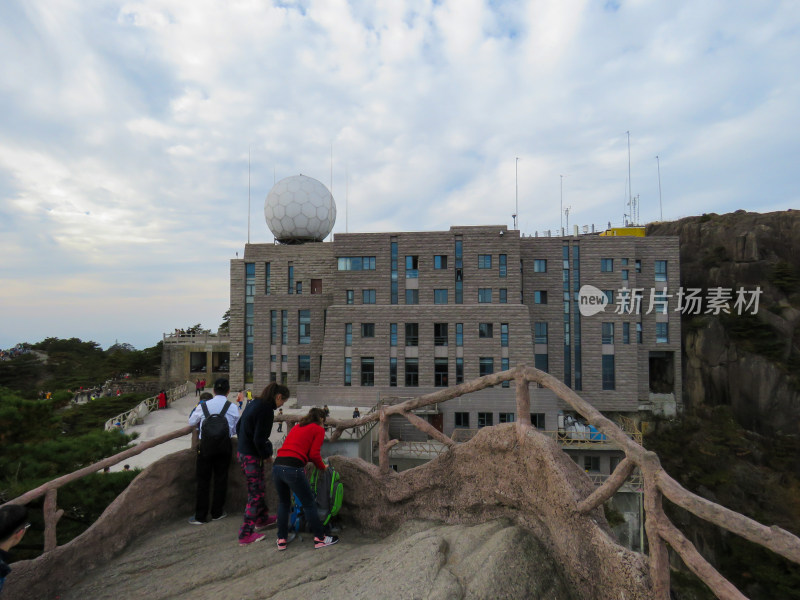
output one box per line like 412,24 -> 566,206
195,450 -> 230,521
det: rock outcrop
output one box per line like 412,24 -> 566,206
4,426 -> 651,600
648,210 -> 800,434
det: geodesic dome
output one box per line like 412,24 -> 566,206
264,175 -> 336,244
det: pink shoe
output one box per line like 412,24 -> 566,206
239,532 -> 266,546
254,515 -> 278,530
277,538 -> 287,551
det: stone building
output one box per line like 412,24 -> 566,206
228,224 -> 681,441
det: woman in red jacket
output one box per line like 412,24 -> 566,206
272,407 -> 339,550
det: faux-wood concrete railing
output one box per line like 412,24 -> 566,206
294,364 -> 800,600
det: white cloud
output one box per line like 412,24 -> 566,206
0,0 -> 798,349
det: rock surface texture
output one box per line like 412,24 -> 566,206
649,210 -> 800,434
4,426 -> 651,599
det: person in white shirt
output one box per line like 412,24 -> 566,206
187,378 -> 239,524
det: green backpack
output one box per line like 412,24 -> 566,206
309,463 -> 344,526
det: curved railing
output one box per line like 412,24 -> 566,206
296,365 -> 800,600
5,365 -> 799,600
103,381 -> 191,431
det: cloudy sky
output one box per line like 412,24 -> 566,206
1,0 -> 798,350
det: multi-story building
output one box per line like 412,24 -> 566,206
229,224 -> 681,441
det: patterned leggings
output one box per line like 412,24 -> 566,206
238,453 -> 268,538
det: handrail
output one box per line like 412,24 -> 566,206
4,365 -> 799,600
4,426 -> 194,552
103,381 -> 191,431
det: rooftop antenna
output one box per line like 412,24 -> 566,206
564,206 -> 572,233
247,147 -> 251,244
656,155 -> 663,221
514,157 -> 519,230
626,131 -> 632,225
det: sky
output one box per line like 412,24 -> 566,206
1,0 -> 798,351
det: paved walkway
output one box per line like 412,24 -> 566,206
109,393 -> 358,472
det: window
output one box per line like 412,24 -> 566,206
434,289 -> 448,304
499,254 -> 507,277
456,323 -> 463,346
530,413 -> 545,429
270,310 -> 278,344
405,289 -> 419,305
287,264 -> 294,294
656,322 -> 669,343
584,456 -> 600,472
298,355 -> 310,382
534,259 -> 547,273
500,323 -> 509,347
455,412 -> 469,428
405,358 -> 419,386
655,260 -> 667,282
478,254 -> 492,269
501,357 -> 510,387
635,259 -> 642,273
391,241 -> 398,305
265,263 -> 271,295
478,412 -> 494,428
361,357 -> 374,386
390,323 -> 397,347
534,354 -> 549,373
281,310 -> 288,345
499,288 -> 507,303
361,323 -> 375,338
362,289 -> 376,304
405,323 -> 418,346
622,322 -> 630,344
338,256 -> 376,270
534,322 -> 548,344
434,255 -> 448,269
479,323 -> 493,338
621,269 -> 628,281
601,258 -> 613,272
434,358 -> 448,387
405,255 -> 419,278
298,310 -> 311,344
602,322 -> 614,344
456,357 -> 464,384
344,357 -> 351,386
534,290 -> 548,304
478,288 -> 492,303
346,289 -> 354,305
479,357 -> 494,377
621,258 -> 629,266
499,412 -> 515,423
603,290 -> 614,304
345,323 -> 352,347
637,322 -> 643,344
296,281 -> 302,295
389,357 -> 397,387
602,355 -> 615,390
434,323 -> 448,346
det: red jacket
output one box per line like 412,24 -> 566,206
277,423 -> 326,470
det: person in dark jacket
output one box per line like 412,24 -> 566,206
0,504 -> 28,594
235,382 -> 289,545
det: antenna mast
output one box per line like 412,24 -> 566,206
627,131 -> 632,226
247,147 -> 251,244
513,157 -> 519,229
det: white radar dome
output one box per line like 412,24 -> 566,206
264,175 -> 337,244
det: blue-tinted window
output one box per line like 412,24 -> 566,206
602,355 -> 615,389
390,323 -> 397,347
298,355 -> 310,382
434,289 -> 448,304
405,289 -> 419,305
298,310 -> 311,344
338,256 -> 376,270
405,323 -> 418,346
655,260 -> 667,281
362,289 -> 376,304
501,323 -> 509,347
345,323 -> 352,347
534,259 -> 547,273
479,357 -> 494,377
479,323 -> 493,338
405,255 -> 419,278
656,322 -> 669,343
534,322 -> 548,344
361,323 -> 375,337
601,258 -> 613,272
499,254 -> 507,277
499,288 -> 507,303
434,255 -> 447,269
361,357 -> 374,386
478,254 -> 492,269
534,290 -> 547,304
344,357 -> 351,386
456,323 -> 463,346
478,288 -> 492,303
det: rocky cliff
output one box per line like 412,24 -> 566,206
648,210 -> 800,435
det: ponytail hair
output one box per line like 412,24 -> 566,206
258,382 -> 290,406
298,407 -> 326,427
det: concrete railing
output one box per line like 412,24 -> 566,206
103,381 -> 191,431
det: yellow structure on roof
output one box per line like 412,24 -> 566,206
599,226 -> 646,237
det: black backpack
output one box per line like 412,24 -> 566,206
199,401 -> 232,457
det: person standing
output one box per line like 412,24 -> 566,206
276,408 -> 284,432
273,407 -> 339,550
0,504 -> 29,594
236,382 -> 289,545
188,378 -> 239,525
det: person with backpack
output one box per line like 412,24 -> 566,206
235,382 -> 289,546
188,378 -> 239,525
273,407 -> 339,550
